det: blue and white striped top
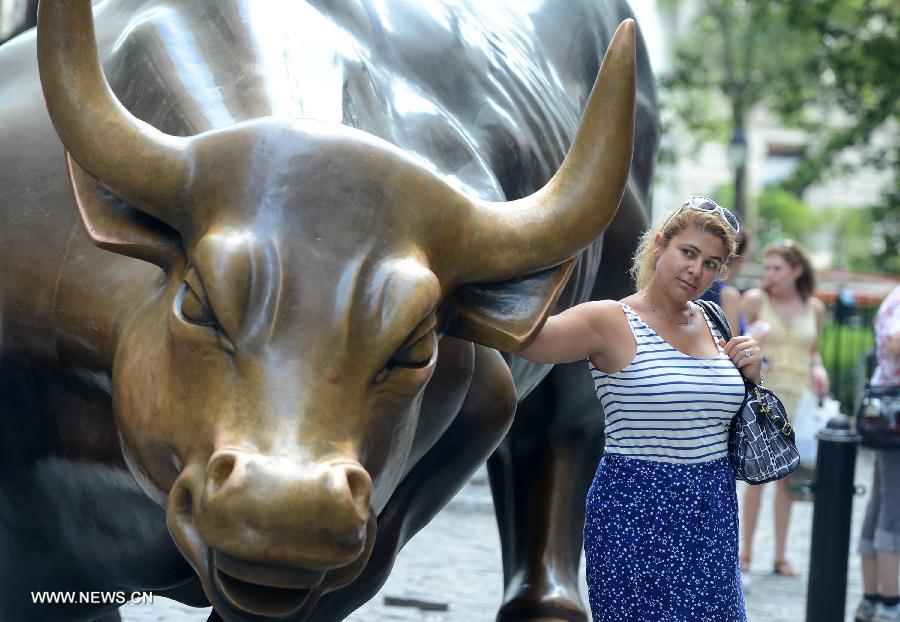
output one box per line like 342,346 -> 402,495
588,303 -> 745,464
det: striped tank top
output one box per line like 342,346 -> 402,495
588,303 -> 745,464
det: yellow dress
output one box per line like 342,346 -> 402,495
758,294 -> 817,419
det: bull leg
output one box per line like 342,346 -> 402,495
310,344 -> 516,621
490,363 -> 604,622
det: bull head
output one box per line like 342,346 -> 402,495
37,0 -> 635,619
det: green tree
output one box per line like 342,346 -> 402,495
779,0 -> 899,195
659,0 -> 822,223
756,188 -> 818,244
871,172 -> 900,275
818,146 -> 899,276
850,167 -> 900,275
660,0 -> 899,222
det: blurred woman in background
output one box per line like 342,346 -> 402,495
738,240 -> 829,576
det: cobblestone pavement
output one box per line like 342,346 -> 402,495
122,449 -> 876,622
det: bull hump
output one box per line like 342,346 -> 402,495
100,0 -> 603,197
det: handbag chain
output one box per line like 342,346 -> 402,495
755,386 -> 793,436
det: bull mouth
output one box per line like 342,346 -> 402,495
204,513 -> 377,621
214,551 -> 327,589
210,550 -> 320,618
166,467 -> 378,621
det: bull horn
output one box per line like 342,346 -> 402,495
464,19 -> 636,282
37,0 -> 189,222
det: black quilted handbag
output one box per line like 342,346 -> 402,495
695,300 -> 801,484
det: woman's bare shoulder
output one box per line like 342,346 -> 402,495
595,298 -> 628,315
721,285 -> 740,304
567,298 -> 623,316
564,299 -> 625,331
811,297 -> 826,321
742,287 -> 764,303
740,288 -> 764,321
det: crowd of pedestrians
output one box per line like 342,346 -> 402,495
697,213 -> 898,620
517,197 -> 756,621
514,195 -> 896,620
520,193 -> 900,621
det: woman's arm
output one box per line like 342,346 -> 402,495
740,288 -> 768,346
720,285 -> 741,336
741,288 -> 763,326
516,300 -> 612,365
888,331 -> 900,358
811,297 -> 829,396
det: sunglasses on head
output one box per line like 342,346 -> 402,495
664,196 -> 740,233
687,196 -> 740,231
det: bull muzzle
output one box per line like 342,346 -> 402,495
167,450 -> 375,619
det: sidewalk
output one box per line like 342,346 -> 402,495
739,447 -> 874,622
123,448 -> 876,622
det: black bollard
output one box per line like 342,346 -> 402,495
805,416 -> 860,622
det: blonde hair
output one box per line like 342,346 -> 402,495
630,204 -> 738,290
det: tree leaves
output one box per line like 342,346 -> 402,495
661,0 -> 899,195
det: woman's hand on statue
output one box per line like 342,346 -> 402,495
720,336 -> 762,385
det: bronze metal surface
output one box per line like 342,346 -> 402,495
0,1 -> 657,620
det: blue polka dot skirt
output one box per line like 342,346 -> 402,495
583,454 -> 747,621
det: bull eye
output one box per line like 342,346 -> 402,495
177,267 -> 218,328
180,284 -> 216,326
389,330 -> 437,369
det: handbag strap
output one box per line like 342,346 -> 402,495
696,298 -> 762,391
694,298 -> 733,341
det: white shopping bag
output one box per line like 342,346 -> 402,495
792,391 -> 841,468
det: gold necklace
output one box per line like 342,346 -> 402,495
641,292 -> 694,326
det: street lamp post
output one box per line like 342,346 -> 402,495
728,126 -> 748,224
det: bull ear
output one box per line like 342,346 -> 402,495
67,153 -> 183,270
446,258 -> 576,352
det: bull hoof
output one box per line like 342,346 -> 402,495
496,596 -> 587,622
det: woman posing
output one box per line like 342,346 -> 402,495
517,197 -> 758,621
739,241 -> 829,576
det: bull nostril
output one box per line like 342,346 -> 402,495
171,480 -> 193,516
206,451 -> 238,497
341,465 -> 372,517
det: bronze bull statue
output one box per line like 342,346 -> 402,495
0,0 -> 659,620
